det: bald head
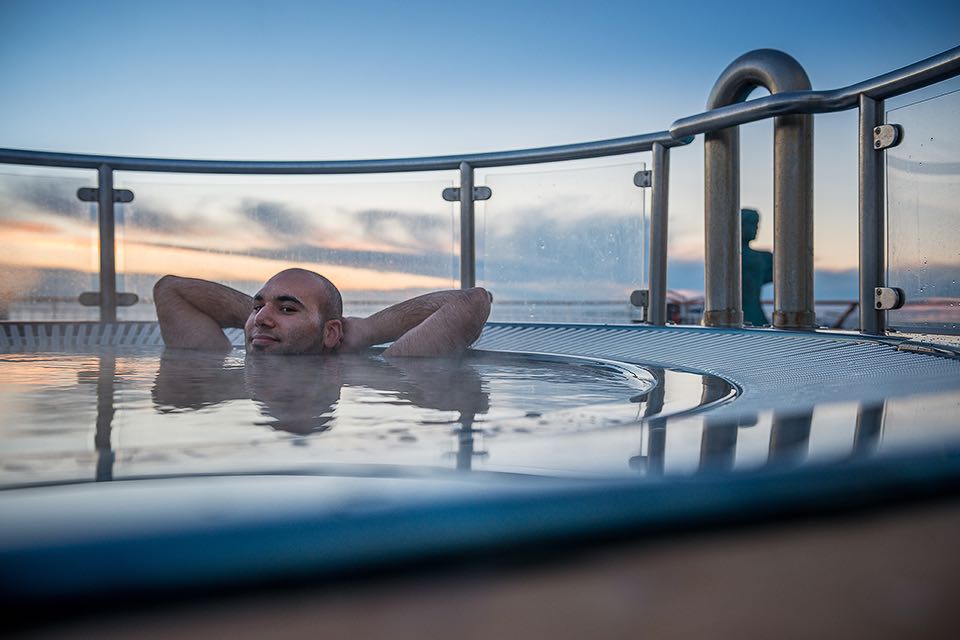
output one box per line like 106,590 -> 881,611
268,268 -> 342,322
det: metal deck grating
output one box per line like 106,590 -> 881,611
473,323 -> 960,414
0,322 -> 242,348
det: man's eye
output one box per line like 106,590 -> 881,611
280,306 -> 296,313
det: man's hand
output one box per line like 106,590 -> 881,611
154,275 -> 252,351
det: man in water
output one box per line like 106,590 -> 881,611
153,268 -> 492,357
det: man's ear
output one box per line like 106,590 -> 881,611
322,318 -> 343,350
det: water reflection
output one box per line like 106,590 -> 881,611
73,350 -> 496,481
94,350 -> 115,482
647,400 -> 913,475
768,410 -> 814,465
22,347 -> 955,486
153,351 -> 490,438
699,378 -> 740,472
632,394 -> 897,476
853,402 -> 884,456
26,348 -> 663,485
630,369 -> 737,475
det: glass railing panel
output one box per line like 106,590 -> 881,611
886,88 -> 960,335
0,165 -> 99,321
476,156 -> 647,323
112,172 -> 458,321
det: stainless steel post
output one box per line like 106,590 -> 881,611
648,142 -> 670,325
459,162 -> 476,289
773,103 -> 815,329
97,164 -> 117,322
859,95 -> 885,335
703,119 -> 741,327
703,50 -> 814,328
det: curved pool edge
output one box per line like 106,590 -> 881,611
2,446 -> 960,607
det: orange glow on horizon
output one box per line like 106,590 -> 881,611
3,227 -> 453,292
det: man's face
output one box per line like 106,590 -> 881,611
244,271 -> 330,355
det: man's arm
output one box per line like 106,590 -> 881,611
153,275 -> 252,351
338,288 -> 491,357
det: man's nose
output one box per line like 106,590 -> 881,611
254,305 -> 276,327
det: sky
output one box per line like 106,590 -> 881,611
0,0 -> 958,305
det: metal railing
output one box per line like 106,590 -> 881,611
702,50 -> 814,330
1,45 -> 958,333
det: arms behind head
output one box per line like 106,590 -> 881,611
154,274 -> 491,357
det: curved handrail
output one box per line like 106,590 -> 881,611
671,45 -> 960,138
0,131 -> 688,175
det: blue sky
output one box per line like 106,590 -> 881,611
3,0 -> 956,159
1,0 -> 958,295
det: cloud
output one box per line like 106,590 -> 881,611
232,202 -> 452,255
354,208 -> 447,233
121,201 -> 204,235
239,198 -> 311,236
0,178 -> 90,218
351,208 -> 450,253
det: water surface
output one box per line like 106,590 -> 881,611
0,348 -> 668,486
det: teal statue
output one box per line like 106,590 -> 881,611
741,208 -> 773,326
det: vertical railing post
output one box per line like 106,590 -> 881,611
859,95 -> 886,335
459,161 -> 476,289
703,121 -> 742,327
772,108 -> 815,329
97,164 -> 117,322
648,142 -> 671,325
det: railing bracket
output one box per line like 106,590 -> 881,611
442,186 -> 491,202
633,170 -> 652,188
77,187 -> 134,203
874,287 -> 905,310
873,124 -> 902,150
630,289 -> 650,322
79,292 -> 139,307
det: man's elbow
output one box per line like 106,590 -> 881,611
462,287 -> 491,346
153,275 -> 184,302
464,287 -> 492,322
